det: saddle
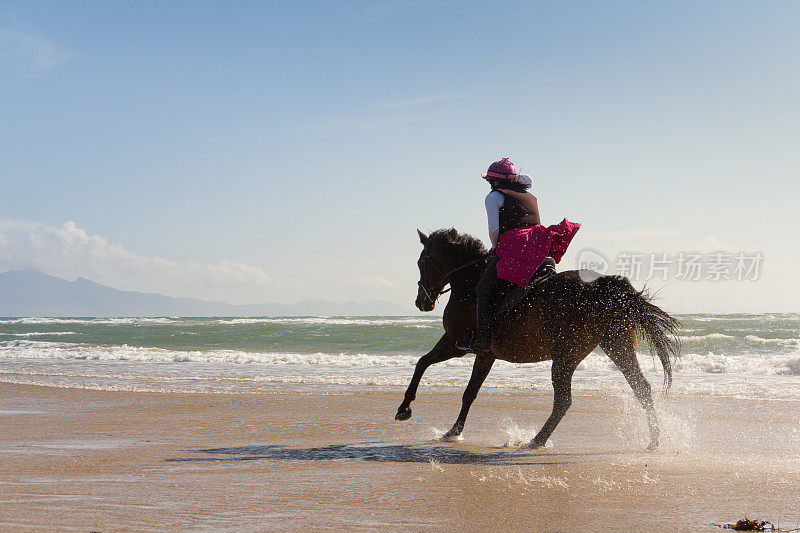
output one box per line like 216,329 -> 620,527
457,257 -> 557,353
495,257 -> 557,315
468,257 -> 556,315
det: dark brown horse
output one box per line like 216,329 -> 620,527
396,228 -> 680,450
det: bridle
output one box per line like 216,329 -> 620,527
417,252 -> 485,305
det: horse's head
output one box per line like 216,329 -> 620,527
414,228 -> 456,312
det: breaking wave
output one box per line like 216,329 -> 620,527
1,314 -> 799,397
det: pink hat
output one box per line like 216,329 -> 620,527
481,157 -> 518,180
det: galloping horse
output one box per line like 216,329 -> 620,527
396,228 -> 680,450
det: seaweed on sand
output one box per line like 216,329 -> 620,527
718,517 -> 774,531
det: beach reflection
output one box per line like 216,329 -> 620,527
167,442 -> 612,465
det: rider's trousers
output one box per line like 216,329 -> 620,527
475,255 -> 501,342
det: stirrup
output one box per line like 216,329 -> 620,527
455,336 -> 472,351
471,336 -> 491,352
456,333 -> 490,353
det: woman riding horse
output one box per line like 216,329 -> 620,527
401,158 -> 679,449
461,157 -> 581,352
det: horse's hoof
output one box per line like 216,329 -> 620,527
440,431 -> 463,442
527,437 -> 552,449
395,407 -> 412,421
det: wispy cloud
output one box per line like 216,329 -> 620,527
368,73 -> 586,111
0,219 -> 271,301
369,93 -> 455,111
298,70 -> 586,132
369,87 -> 483,111
293,112 -> 426,133
356,0 -> 467,21
0,17 -> 71,75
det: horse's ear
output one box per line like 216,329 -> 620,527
417,229 -> 428,245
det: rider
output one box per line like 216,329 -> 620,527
460,157 -> 580,352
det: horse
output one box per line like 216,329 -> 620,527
395,228 -> 680,450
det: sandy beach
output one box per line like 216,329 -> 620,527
2,383 -> 799,531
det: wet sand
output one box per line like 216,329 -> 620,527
1,383 -> 799,531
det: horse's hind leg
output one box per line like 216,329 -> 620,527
396,335 -> 462,421
601,335 -> 659,451
530,356 -> 580,448
442,354 -> 494,440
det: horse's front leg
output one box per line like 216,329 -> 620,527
442,354 -> 495,439
396,335 -> 462,421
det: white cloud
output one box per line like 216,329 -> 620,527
0,219 -> 271,301
0,18 -> 71,75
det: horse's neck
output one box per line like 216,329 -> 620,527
447,260 -> 484,299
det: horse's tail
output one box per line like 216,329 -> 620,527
596,276 -> 681,390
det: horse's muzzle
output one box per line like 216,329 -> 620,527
415,296 -> 435,312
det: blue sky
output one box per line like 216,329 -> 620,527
1,1 -> 798,312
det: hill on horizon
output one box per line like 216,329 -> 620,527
0,270 -> 411,317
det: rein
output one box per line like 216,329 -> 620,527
418,255 -> 487,304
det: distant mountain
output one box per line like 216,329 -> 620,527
0,270 -> 411,317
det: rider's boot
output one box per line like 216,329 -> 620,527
456,291 -> 479,351
456,295 -> 492,352
457,255 -> 498,352
470,292 -> 492,352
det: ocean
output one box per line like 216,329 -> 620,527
1,314 -> 799,399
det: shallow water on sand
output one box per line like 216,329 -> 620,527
1,385 -> 799,531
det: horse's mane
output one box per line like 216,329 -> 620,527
427,228 -> 489,262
